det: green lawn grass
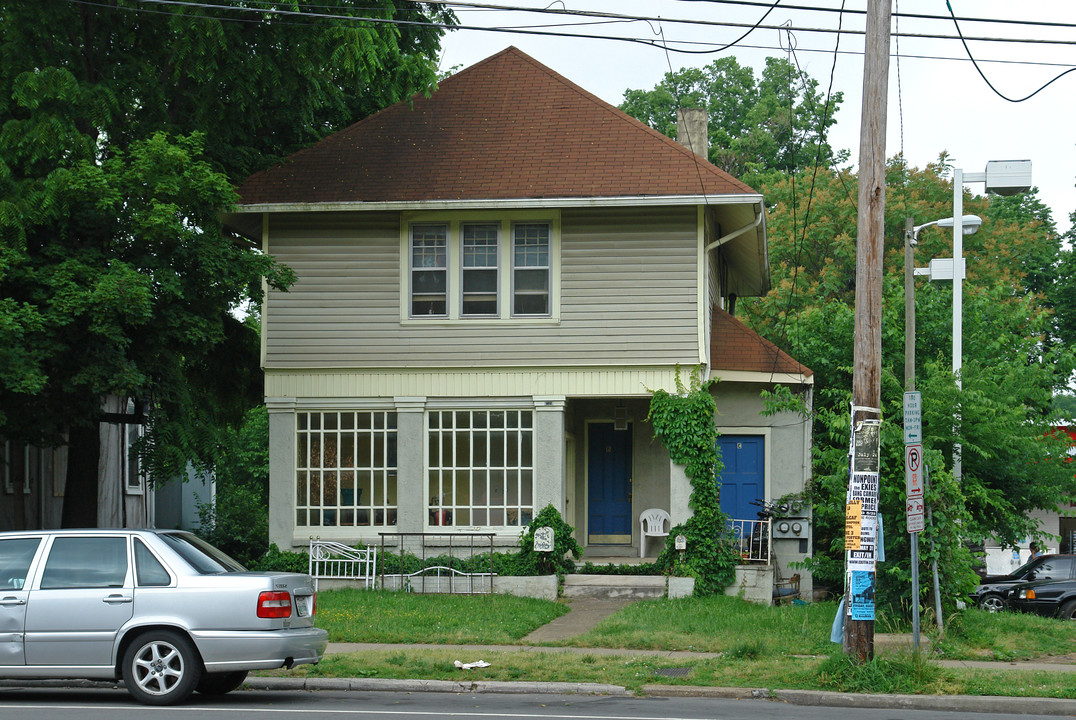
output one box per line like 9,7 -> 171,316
315,588 -> 569,644
562,595 -> 838,654
293,590 -> 1076,697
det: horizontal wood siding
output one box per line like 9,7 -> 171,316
265,207 -> 700,368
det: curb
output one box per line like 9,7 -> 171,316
6,676 -> 1076,714
250,678 -> 1076,715
245,676 -> 631,696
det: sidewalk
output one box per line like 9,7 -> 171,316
299,597 -> 1076,716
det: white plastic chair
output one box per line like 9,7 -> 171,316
639,508 -> 672,558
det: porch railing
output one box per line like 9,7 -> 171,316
308,539 -> 378,592
378,532 -> 496,594
727,517 -> 771,564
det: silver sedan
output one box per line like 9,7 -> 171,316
0,529 -> 327,705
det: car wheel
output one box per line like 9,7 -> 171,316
978,593 -> 1006,613
196,670 -> 248,695
122,630 -> 202,706
1059,599 -> 1076,620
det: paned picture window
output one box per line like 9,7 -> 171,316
411,224 -> 448,316
461,223 -> 499,316
427,409 -> 533,529
512,223 -> 551,316
296,411 -> 398,528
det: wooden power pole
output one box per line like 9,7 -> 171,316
844,0 -> 891,662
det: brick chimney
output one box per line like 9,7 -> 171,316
676,108 -> 708,159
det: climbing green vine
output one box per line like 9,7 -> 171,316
646,366 -> 738,595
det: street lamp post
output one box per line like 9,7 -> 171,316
914,160 -> 1032,483
904,160 -> 1032,644
907,213 -> 980,644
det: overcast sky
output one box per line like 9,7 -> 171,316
437,0 -> 1076,237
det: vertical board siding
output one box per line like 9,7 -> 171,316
265,207 -> 700,368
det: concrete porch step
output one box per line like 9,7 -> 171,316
562,573 -> 667,600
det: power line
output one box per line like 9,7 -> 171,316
110,0 -> 1076,50
65,0 -> 1076,71
667,0 -> 1076,32
945,0 -> 1076,103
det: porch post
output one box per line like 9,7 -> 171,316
533,396 -> 566,514
266,397 -> 297,549
393,397 -> 426,535
669,461 -> 692,526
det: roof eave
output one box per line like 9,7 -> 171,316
229,193 -> 765,215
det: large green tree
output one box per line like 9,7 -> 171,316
623,57 -> 1073,609
0,0 -> 455,524
742,158 -> 1075,607
620,56 -> 846,188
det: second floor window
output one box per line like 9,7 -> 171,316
512,223 -> 550,316
462,223 -> 499,316
411,224 -> 448,316
406,215 -> 556,321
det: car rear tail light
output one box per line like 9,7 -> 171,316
258,590 -> 292,618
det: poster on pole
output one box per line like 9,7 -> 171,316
850,570 -> 876,620
845,499 -> 863,550
853,420 -> 881,473
847,472 -> 878,570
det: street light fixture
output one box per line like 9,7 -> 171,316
910,215 -> 983,245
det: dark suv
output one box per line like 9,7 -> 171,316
971,554 -> 1076,612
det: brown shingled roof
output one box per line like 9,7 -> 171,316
711,307 -> 813,378
237,47 -> 757,205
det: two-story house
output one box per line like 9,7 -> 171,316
224,47 -> 814,592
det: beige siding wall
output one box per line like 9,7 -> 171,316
264,207 -> 700,368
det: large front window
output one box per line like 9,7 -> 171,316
428,409 -> 533,528
296,411 -> 398,528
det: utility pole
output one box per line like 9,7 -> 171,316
845,0 -> 891,662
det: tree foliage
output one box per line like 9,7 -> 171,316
620,56 -> 846,188
0,1 -> 455,503
740,156 -> 1075,609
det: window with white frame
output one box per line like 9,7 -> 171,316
405,214 -> 556,321
427,409 -> 533,529
410,224 -> 448,316
462,223 -> 499,316
296,411 -> 398,528
512,223 -> 550,316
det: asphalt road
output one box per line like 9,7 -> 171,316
0,687 -> 1070,720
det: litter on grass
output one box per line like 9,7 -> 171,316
454,660 -> 491,670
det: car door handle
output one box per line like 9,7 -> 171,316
103,594 -> 133,604
0,596 -> 26,606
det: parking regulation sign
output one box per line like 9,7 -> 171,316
907,496 -> 925,533
903,391 -> 922,445
905,443 -> 924,498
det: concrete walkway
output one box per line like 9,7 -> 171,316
522,597 -> 630,642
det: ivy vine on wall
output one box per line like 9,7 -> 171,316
646,366 -> 738,595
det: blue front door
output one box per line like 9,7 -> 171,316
587,422 -> 632,543
718,435 -> 765,521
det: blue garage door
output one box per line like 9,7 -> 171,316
717,435 -> 765,521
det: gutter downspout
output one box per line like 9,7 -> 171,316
705,203 -> 763,253
703,203 -> 764,383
